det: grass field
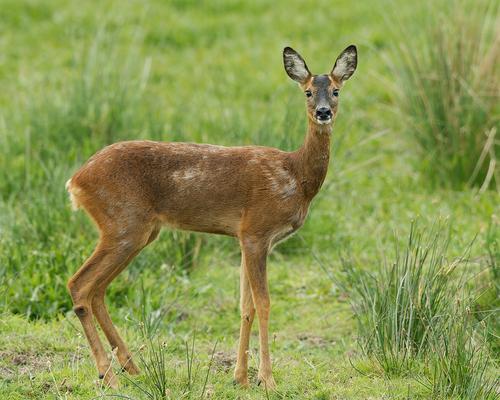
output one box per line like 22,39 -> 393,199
0,0 -> 498,399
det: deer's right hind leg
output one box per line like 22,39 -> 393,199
68,242 -> 120,388
67,230 -> 154,388
91,227 -> 161,376
91,251 -> 140,377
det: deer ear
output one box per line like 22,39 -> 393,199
331,45 -> 357,84
283,47 -> 311,84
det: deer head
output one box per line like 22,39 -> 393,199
283,45 -> 357,126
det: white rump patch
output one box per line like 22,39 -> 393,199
65,179 -> 81,211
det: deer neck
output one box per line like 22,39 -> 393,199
295,119 -> 331,200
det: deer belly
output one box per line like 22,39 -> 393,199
158,204 -> 241,236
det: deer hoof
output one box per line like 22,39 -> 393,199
121,361 -> 140,375
233,377 -> 250,388
99,370 -> 119,389
257,375 -> 276,390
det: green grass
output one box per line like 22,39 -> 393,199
389,0 -> 499,190
330,222 -> 499,396
425,307 -> 498,399
474,220 -> 500,357
331,222 -> 462,375
0,0 -> 499,398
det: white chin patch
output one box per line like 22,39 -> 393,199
316,118 -> 332,125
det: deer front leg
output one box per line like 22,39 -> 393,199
240,236 -> 276,390
234,258 -> 255,387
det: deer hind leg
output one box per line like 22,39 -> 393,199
67,241 -> 121,388
91,226 -> 161,376
234,257 -> 255,387
67,226 -> 157,388
240,235 -> 276,390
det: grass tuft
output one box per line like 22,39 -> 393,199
121,334 -> 218,400
424,305 -> 498,399
390,0 -> 499,190
335,221 -> 461,374
473,219 -> 500,356
333,220 -> 499,396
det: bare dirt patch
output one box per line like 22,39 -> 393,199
297,333 -> 334,348
213,350 -> 235,372
0,349 -> 53,379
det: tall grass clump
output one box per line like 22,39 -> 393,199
333,221 -> 499,395
474,220 -> 500,356
335,221 -> 462,374
390,0 -> 499,190
123,300 -> 218,400
424,306 -> 498,399
124,336 -> 217,400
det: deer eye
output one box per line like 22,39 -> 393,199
332,89 -> 339,97
305,90 -> 312,98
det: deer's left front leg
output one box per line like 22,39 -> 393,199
234,257 -> 255,387
240,236 -> 276,390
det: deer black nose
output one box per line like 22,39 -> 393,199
315,107 -> 332,120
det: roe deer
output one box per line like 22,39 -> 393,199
66,45 -> 357,389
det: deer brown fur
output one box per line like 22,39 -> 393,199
66,45 -> 357,389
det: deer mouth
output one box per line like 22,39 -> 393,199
315,116 -> 332,125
